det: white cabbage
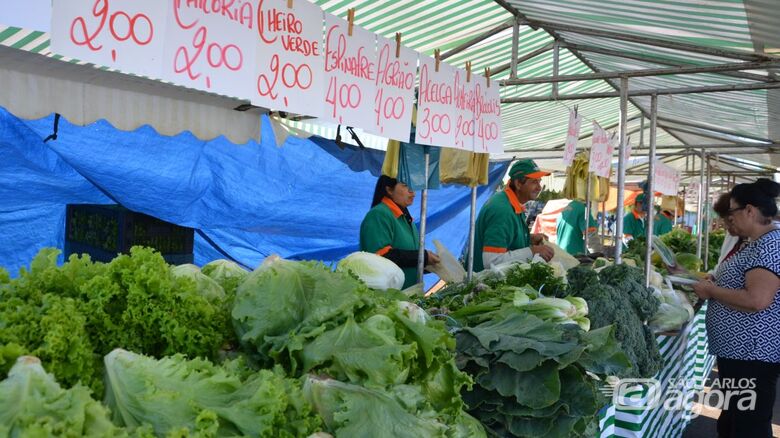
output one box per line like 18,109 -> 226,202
336,252 -> 405,291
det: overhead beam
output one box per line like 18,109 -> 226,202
657,116 -> 774,144
489,43 -> 554,77
500,60 -> 780,86
659,124 -> 772,144
565,43 -> 775,83
440,20 -> 513,60
516,18 -> 779,62
548,114 -> 642,149
501,81 -> 780,102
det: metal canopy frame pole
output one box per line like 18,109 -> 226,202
467,186 -> 478,281
703,154 -> 712,271
417,149 -> 430,284
696,150 -> 705,260
490,43 -> 553,77
552,41 -> 560,99
502,81 -> 780,102
615,76 -> 629,264
440,20 -> 513,60
499,60 -> 780,86
644,95 -> 658,286
515,18 -> 778,62
510,17 -> 520,79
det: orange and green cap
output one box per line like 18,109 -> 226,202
508,159 -> 551,180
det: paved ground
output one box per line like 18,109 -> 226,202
683,366 -> 780,438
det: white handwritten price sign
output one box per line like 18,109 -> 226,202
254,0 -> 324,117
654,161 -> 681,196
416,56 -> 456,148
162,1 -> 256,99
322,14 -> 377,127
51,0 -> 167,78
589,122 -> 611,178
472,75 -> 503,154
562,109 -> 581,166
370,36 -> 416,141
450,69 -> 475,151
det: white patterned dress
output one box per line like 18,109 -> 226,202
706,229 -> 780,362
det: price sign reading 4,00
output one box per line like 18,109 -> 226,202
589,122 -> 611,178
51,0 -> 167,78
254,0 -> 324,117
322,14 -> 377,128
415,56 -> 456,148
370,36 -> 416,142
162,0 -> 256,100
473,75 -> 503,154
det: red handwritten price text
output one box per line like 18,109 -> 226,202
69,0 -> 153,59
257,54 -> 312,99
174,0 -> 254,29
373,43 -> 414,128
173,1 -> 249,87
257,1 -> 319,56
417,63 -> 453,141
323,25 -> 374,121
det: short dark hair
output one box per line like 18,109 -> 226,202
712,192 -> 731,218
730,178 -> 780,219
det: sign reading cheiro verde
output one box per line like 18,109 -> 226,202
253,0 -> 325,118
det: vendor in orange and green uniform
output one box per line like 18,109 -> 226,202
360,175 -> 440,288
654,208 -> 674,236
472,159 -> 554,272
556,199 -> 598,256
623,193 -> 647,242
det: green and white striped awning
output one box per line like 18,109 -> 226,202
2,0 -> 778,182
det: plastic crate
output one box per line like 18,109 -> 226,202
65,204 -> 194,264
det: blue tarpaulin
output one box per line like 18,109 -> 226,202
0,106 -> 508,288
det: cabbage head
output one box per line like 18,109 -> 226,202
336,251 -> 405,291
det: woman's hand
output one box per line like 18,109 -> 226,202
692,279 -> 714,300
426,251 -> 441,265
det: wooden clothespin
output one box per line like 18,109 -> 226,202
573,104 -> 578,117
434,49 -> 441,72
347,8 -> 355,36
466,61 -> 472,82
287,0 -> 293,8
395,33 -> 401,58
484,67 -> 490,87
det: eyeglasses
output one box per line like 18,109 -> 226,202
726,206 -> 746,216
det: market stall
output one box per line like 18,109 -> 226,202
1,1 -> 779,437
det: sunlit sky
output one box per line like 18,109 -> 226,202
2,1 -> 52,31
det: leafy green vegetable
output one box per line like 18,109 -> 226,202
104,349 -> 322,437
456,311 -> 630,437
598,264 -> 660,320
303,376 -> 483,438
499,263 -> 568,298
170,264 -> 226,303
0,356 -> 123,437
200,259 -> 248,298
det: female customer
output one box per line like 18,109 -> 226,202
360,175 -> 440,289
711,192 -> 745,270
692,178 -> 780,438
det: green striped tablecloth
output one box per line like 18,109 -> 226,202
598,302 -> 716,437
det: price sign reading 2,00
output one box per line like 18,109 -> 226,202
455,114 -> 475,148
256,54 -> 313,101
325,76 -> 361,123
69,0 -> 153,60
418,108 -> 451,141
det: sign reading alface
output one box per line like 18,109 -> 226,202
50,0 -> 503,152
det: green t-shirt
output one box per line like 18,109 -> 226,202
623,210 -> 646,239
653,213 -> 673,236
360,199 -> 421,288
473,187 -> 530,272
556,200 -> 597,256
